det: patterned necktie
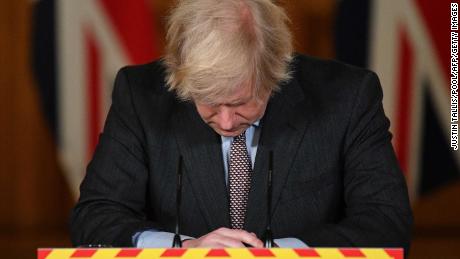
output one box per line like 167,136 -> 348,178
228,131 -> 253,229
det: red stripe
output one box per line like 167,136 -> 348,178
37,249 -> 52,259
160,249 -> 187,257
394,27 -> 414,177
85,29 -> 102,160
205,249 -> 230,257
249,249 -> 275,257
98,0 -> 158,64
116,249 -> 142,257
384,248 -> 404,259
293,248 -> 320,257
415,0 -> 451,83
71,249 -> 97,258
338,248 -> 365,257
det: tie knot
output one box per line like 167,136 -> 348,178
234,131 -> 246,141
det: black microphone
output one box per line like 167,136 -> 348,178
263,151 -> 275,248
172,156 -> 183,248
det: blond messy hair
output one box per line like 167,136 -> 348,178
164,0 -> 293,104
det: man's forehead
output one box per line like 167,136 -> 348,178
216,84 -> 254,104
222,95 -> 253,105
194,81 -> 270,106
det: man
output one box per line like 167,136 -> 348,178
71,0 -> 412,250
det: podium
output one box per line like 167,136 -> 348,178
37,248 -> 403,259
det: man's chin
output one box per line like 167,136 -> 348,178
215,129 -> 244,137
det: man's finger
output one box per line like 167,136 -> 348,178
213,236 -> 247,248
214,228 -> 263,248
201,233 -> 246,248
237,232 -> 263,248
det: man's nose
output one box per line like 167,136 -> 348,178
217,106 -> 235,130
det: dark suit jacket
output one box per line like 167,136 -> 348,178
71,54 -> 412,250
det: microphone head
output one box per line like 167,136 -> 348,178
172,234 -> 183,248
263,229 -> 274,248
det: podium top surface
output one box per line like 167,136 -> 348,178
37,248 -> 403,259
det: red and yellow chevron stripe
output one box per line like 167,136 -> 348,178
37,248 -> 403,259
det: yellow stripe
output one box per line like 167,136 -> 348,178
44,249 -> 74,259
360,249 -> 395,259
136,248 -> 165,259
92,249 -> 119,259
315,248 -> 345,259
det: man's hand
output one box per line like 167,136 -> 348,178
182,228 -> 263,248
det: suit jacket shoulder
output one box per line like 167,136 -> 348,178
290,54 -> 382,112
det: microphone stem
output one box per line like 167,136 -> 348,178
172,156 -> 183,247
264,151 -> 274,248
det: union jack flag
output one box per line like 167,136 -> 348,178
337,0 -> 459,200
33,0 -> 159,197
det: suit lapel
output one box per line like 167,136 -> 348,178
244,77 -> 313,236
172,102 -> 231,231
